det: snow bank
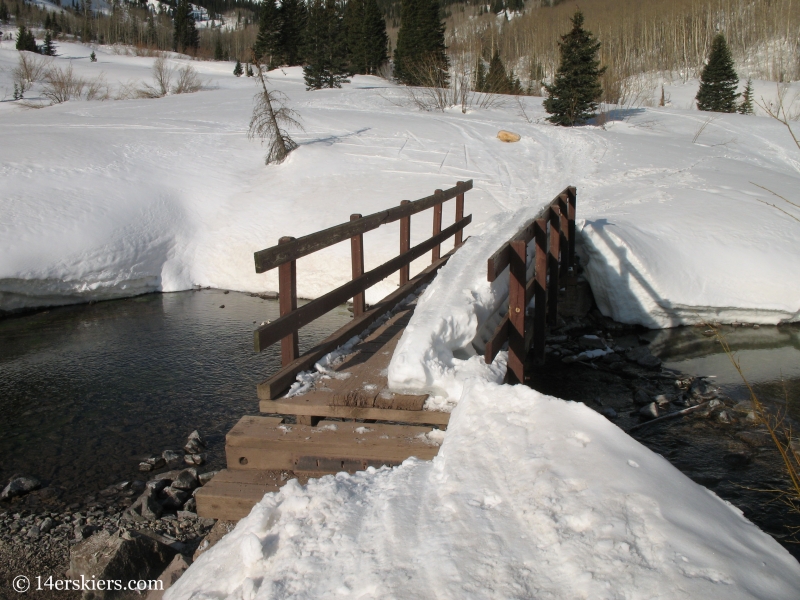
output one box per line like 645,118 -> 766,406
167,380 -> 800,599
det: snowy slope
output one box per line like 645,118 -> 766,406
2,41 -> 798,329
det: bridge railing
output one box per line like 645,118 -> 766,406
253,180 -> 473,400
484,186 -> 577,383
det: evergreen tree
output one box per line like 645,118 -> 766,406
90,51 -> 97,62
16,25 -> 38,52
275,0 -> 307,66
173,0 -> 199,54
42,30 -> 56,55
214,34 -> 225,60
474,57 -> 486,91
253,0 -> 280,64
246,62 -> 254,76
738,78 -> 754,115
485,48 -> 509,93
695,33 -> 739,113
393,0 -> 448,87
233,59 -> 243,76
303,0 -> 349,89
490,0 -> 503,15
13,83 -> 21,100
506,0 -> 523,12
0,1 -> 9,23
543,11 -> 605,126
343,0 -> 388,75
146,13 -> 157,46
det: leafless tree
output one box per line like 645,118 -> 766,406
248,60 -> 302,165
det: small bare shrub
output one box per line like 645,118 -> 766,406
84,73 -> 110,101
41,64 -> 86,104
173,64 -> 203,94
12,52 -> 52,94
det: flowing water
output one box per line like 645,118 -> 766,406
0,290 -> 352,504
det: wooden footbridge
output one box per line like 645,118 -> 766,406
196,182 -> 577,520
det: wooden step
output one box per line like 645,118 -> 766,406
226,415 -> 442,473
195,469 -> 282,521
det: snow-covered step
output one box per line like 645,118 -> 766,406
225,416 -> 442,473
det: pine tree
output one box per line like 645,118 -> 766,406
544,11 -> 605,126
214,34 -> 225,61
173,0 -> 199,54
253,0 -> 280,65
474,57 -> 486,91
485,48 -> 510,93
393,0 -> 448,87
343,0 -> 388,75
274,0 -> 307,66
490,0 -> 503,15
90,50 -> 97,62
246,62 -> 254,76
738,77 -> 754,115
16,25 -> 39,52
42,30 -> 55,56
13,83 -> 21,100
695,33 -> 739,113
233,59 -> 243,76
303,0 -> 349,89
0,1 -> 9,23
146,13 -> 157,46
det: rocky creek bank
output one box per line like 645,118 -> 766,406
530,308 -> 800,562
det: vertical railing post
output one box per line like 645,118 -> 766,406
558,194 -> 570,279
432,190 -> 443,262
278,236 -> 299,366
350,214 -> 365,317
399,200 -> 411,285
507,239 -> 527,384
547,207 -> 561,325
533,219 -> 547,365
567,187 -> 577,269
454,181 -> 465,247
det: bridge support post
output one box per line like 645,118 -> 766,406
432,190 -> 443,262
454,182 -> 465,247
533,219 -> 548,365
399,200 -> 411,285
350,214 -> 365,317
547,207 -> 561,325
278,236 -> 299,367
507,239 -> 527,383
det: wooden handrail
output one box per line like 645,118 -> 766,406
484,187 -> 577,384
254,180 -> 474,273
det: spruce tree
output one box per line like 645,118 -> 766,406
303,0 -> 349,89
253,0 -> 280,65
0,1 -> 9,23
90,50 -> 97,62
543,11 -> 605,126
738,78 -> 754,115
485,48 -> 509,93
393,0 -> 448,86
343,0 -> 388,75
233,59 -> 243,76
695,34 -> 739,113
173,0 -> 199,54
474,57 -> 486,91
42,30 -> 55,56
275,0 -> 307,66
16,25 -> 39,52
214,35 -> 225,61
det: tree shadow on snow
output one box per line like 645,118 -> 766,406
298,127 -> 372,147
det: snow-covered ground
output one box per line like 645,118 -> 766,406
4,41 -> 800,597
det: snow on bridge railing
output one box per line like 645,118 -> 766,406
252,180 -> 473,400
484,186 -> 577,384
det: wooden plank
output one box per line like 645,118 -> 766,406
256,246 -> 461,400
532,219 -> 548,365
195,469 -> 282,521
484,314 -> 509,364
432,195 -> 443,262
255,215 -> 471,352
399,200 -> 411,285
350,214 -> 365,317
254,180 -> 473,273
558,195 -> 570,279
454,184 -> 465,247
278,236 -> 299,366
548,206 -> 561,325
262,393 -> 451,425
507,239 -> 527,383
567,187 -> 577,269
226,417 -> 441,472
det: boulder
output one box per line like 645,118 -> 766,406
171,470 -> 199,491
198,471 -> 218,486
578,335 -> 606,350
146,554 -> 191,600
1,475 -> 42,501
67,530 -> 176,599
639,403 -> 659,420
625,346 -> 661,369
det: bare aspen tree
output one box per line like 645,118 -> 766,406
248,58 -> 302,165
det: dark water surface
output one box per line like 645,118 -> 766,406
0,290 -> 351,503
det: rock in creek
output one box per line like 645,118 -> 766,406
578,334 -> 607,350
161,487 -> 189,511
184,453 -> 206,466
625,345 -> 662,369
184,430 -> 206,455
1,475 -> 42,500
198,471 -> 218,486
139,456 -> 167,472
639,403 -> 660,420
736,431 -> 772,447
171,469 -> 199,492
162,449 -> 184,465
